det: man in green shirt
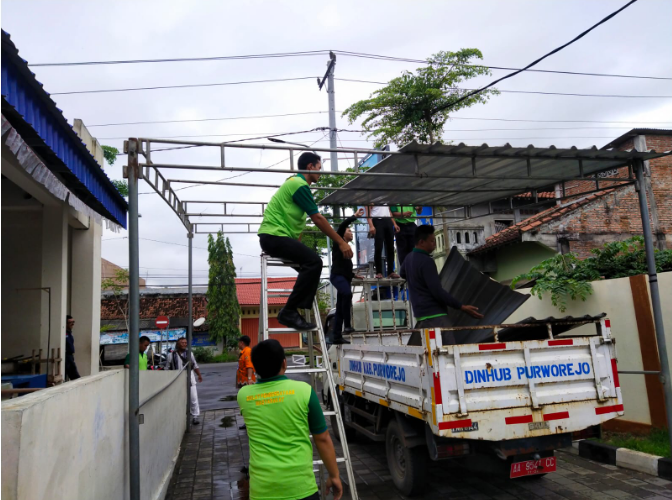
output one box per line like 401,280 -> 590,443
124,335 -> 150,370
238,339 -> 343,500
390,205 -> 422,266
259,152 -> 352,331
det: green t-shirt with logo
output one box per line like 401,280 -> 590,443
238,375 -> 327,500
124,352 -> 148,370
390,205 -> 417,224
258,174 -> 318,240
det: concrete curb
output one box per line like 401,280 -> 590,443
578,440 -> 671,480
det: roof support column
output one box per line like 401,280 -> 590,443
634,158 -> 672,446
126,138 -> 141,500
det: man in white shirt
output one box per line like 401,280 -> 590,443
366,205 -> 400,278
164,337 -> 203,425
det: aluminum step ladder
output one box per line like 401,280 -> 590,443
259,253 -> 359,500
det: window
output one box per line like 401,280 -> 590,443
456,232 -> 461,244
473,232 -> 478,244
465,232 -> 470,244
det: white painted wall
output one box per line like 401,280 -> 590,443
1,209 -> 43,359
505,272 -> 672,426
71,219 -> 103,376
2,370 -> 187,500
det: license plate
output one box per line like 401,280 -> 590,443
510,457 -> 556,478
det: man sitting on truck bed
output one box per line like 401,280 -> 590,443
401,224 -> 484,345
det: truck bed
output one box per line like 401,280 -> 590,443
335,318 -> 623,441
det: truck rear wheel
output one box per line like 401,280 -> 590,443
385,420 -> 427,496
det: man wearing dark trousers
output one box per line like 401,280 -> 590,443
65,315 -> 80,381
258,152 -> 353,331
401,225 -> 484,345
329,208 -> 365,344
390,205 -> 422,267
366,205 -> 400,278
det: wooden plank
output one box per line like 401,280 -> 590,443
629,274 -> 667,428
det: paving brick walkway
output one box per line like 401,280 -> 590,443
166,409 -> 672,500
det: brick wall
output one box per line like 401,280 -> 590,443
101,295 -> 208,321
546,133 -> 672,258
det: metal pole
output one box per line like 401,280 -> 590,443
187,230 -> 194,430
326,52 -> 338,308
126,138 -> 141,500
327,51 -> 338,173
634,158 -> 672,449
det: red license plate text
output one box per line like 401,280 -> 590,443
510,457 -> 556,478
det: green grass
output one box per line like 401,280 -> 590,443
211,352 -> 239,363
599,428 -> 670,457
285,350 -> 309,356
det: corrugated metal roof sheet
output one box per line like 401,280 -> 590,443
1,30 -> 127,228
439,246 -> 530,343
497,314 -> 607,342
320,140 -> 669,208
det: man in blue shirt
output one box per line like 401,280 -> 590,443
401,225 -> 483,345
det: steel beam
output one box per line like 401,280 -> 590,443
125,138 -> 141,500
634,158 -> 672,453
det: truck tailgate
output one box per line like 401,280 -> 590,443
338,319 -> 623,441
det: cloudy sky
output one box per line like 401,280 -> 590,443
3,0 -> 671,286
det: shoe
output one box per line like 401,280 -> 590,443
278,308 -> 317,331
192,418 -> 200,425
343,327 -> 355,334
239,424 -> 247,430
332,337 -> 351,345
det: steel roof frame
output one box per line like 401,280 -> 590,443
124,136 -> 672,484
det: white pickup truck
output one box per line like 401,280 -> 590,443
324,317 -> 623,495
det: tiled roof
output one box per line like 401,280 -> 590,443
469,188 -> 618,255
236,277 -> 297,306
514,191 -> 556,199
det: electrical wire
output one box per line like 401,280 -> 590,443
52,75 -> 672,99
88,111 -> 332,128
433,0 -> 640,115
335,78 -> 671,99
29,47 -> 671,81
50,76 -> 319,96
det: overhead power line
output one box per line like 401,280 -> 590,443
88,110 -> 333,128
50,76 -> 318,95
51,75 -> 672,99
30,48 -> 671,81
433,0 -> 640,115
336,78 -> 671,99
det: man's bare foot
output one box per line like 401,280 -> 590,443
375,273 -> 383,278
389,272 -> 401,279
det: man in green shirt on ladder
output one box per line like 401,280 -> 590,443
258,152 -> 353,331
238,339 -> 343,500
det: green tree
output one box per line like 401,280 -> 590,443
512,237 -> 672,312
207,232 -> 241,346
101,268 -> 131,330
101,145 -> 129,197
343,49 -> 498,148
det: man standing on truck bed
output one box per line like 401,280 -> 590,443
258,152 -> 353,331
401,225 -> 483,345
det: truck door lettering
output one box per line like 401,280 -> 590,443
551,365 -> 559,376
567,364 -> 574,376
503,368 -> 512,380
540,365 -> 550,377
517,367 -> 525,379
559,364 -> 567,377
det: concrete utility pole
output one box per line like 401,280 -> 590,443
318,52 -> 338,309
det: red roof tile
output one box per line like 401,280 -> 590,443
235,277 -> 297,306
469,188 -> 619,255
